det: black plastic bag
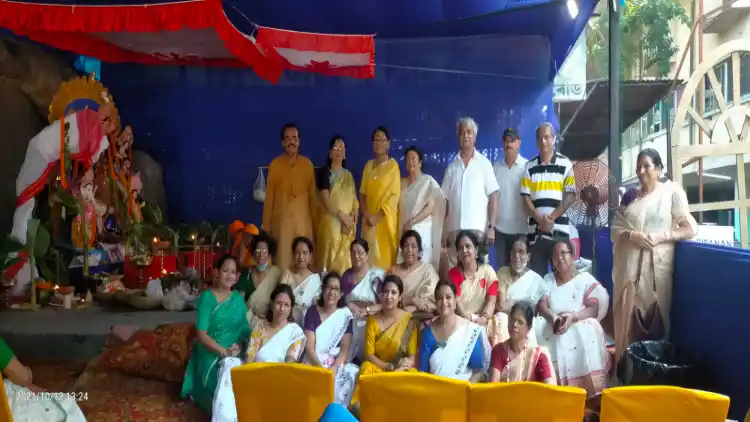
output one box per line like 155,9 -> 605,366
618,340 -> 699,388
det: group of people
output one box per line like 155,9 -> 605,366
178,117 -> 700,421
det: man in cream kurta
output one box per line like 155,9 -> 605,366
262,124 -> 316,269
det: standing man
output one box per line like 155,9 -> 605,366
262,123 -> 316,269
441,117 -> 500,271
492,128 -> 529,268
520,122 -> 576,275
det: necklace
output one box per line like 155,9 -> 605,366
503,344 -> 529,382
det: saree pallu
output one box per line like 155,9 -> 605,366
317,169 -> 359,274
611,182 -> 696,366
3,380 -> 87,422
449,264 -> 502,345
360,159 -> 401,269
398,174 -> 445,269
535,272 -> 610,396
213,323 -> 306,422
304,307 -> 359,405
428,319 -> 491,381
492,343 -> 554,383
280,270 -> 322,326
350,312 -> 417,405
182,291 -> 249,413
245,266 -> 283,329
398,262 -> 439,309
343,267 -> 384,361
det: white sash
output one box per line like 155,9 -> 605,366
3,379 -> 87,422
212,357 -> 243,422
347,267 -> 383,304
307,307 -> 353,366
429,320 -> 487,381
503,269 -> 544,311
256,323 -> 306,363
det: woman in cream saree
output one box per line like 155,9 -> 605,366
280,236 -> 322,325
316,136 -> 359,274
236,232 -> 283,329
389,230 -> 439,315
360,126 -> 401,269
212,284 -> 305,422
611,149 -> 697,365
350,275 -> 418,406
398,146 -> 444,268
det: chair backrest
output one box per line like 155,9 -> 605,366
601,386 -> 730,422
359,372 -> 470,422
231,363 -> 333,422
469,382 -> 586,422
0,373 -> 13,422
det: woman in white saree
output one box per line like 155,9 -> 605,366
280,236 -> 322,325
398,146 -> 445,269
212,284 -> 305,422
341,239 -> 385,361
488,237 -> 545,346
418,280 -> 491,382
536,239 -> 609,397
303,272 -> 359,405
611,149 -> 697,367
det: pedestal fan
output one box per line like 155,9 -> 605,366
567,159 -> 617,274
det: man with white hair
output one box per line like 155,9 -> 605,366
440,117 -> 500,271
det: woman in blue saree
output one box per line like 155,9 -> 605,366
181,254 -> 250,413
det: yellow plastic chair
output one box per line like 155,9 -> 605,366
0,373 -> 12,422
231,363 -> 333,422
359,372 -> 470,422
601,386 -> 730,422
469,382 -> 586,422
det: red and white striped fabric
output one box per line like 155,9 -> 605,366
254,27 -> 374,79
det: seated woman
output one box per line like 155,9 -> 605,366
419,280 -> 490,382
0,337 -> 86,421
303,272 -> 359,405
341,239 -> 385,361
489,237 -> 545,346
281,236 -> 322,325
182,255 -> 249,414
350,275 -> 418,406
536,239 -> 609,396
388,230 -> 438,316
235,231 -> 282,328
489,302 -> 556,384
212,283 -> 305,422
447,230 -> 498,333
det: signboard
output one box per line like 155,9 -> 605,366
692,224 -> 736,247
553,28 -> 587,103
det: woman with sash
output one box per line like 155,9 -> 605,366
447,231 -> 499,330
182,255 -> 249,414
212,284 -> 305,422
388,230 -> 438,316
418,280 -> 490,382
350,275 -> 418,406
303,272 -> 359,405
235,231 -> 282,328
341,239 -> 385,361
489,302 -> 556,384
398,146 -> 444,269
359,126 -> 401,269
536,239 -> 609,396
316,136 -> 359,274
280,236 -> 322,325
488,237 -> 545,346
611,149 -> 696,366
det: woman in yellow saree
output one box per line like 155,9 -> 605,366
350,275 -> 418,406
316,136 -> 359,273
359,126 -> 401,269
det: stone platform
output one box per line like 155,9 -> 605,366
0,305 -> 195,361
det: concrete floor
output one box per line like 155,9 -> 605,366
0,305 -> 195,361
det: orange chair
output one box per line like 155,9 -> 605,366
469,382 -> 586,422
601,386 -> 730,422
0,373 -> 13,422
231,363 -> 333,422
359,372 -> 470,422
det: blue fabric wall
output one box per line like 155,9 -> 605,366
101,35 -> 557,227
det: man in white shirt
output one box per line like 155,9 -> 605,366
441,117 -> 500,270
492,128 -> 529,268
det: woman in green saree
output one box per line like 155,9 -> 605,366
181,254 -> 250,413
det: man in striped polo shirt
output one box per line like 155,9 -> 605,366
520,122 -> 576,275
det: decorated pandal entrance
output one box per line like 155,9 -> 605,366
0,74 -> 225,314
